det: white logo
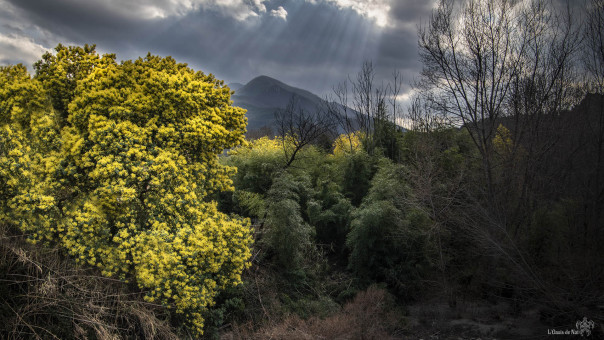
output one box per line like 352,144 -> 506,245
576,317 -> 595,337
548,317 -> 596,336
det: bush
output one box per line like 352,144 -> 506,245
1,45 -> 252,335
263,173 -> 315,274
224,137 -> 285,195
307,180 -> 353,255
340,150 -> 377,206
0,224 -> 179,339
346,160 -> 434,298
224,286 -> 403,339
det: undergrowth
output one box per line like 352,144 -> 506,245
0,223 -> 179,340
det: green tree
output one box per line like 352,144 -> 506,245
34,44 -> 109,121
307,180 -> 352,255
1,45 -> 252,335
263,172 -> 315,274
346,160 -> 433,298
341,150 -> 377,206
0,64 -> 55,221
224,137 -> 285,195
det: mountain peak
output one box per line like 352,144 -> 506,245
247,75 -> 282,85
236,75 -> 321,103
237,75 -> 292,98
230,75 -> 327,133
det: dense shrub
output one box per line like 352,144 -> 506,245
307,180 -> 353,255
0,224 -> 180,339
346,160 -> 434,298
224,137 -> 285,195
340,150 -> 377,206
0,45 -> 252,335
263,173 -> 315,274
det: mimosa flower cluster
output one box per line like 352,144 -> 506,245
0,45 -> 252,335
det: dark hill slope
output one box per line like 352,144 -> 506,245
231,76 -> 328,134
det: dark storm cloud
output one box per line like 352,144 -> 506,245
137,1 -> 386,94
389,0 -> 434,25
3,0 -> 172,56
6,0 -> 148,38
0,0 -> 439,99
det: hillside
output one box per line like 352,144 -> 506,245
231,75 -> 330,134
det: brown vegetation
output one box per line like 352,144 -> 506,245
0,224 -> 178,340
222,286 -> 404,340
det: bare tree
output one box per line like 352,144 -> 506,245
406,92 -> 453,132
327,81 -> 359,153
416,0 -> 596,314
418,0 -> 580,218
418,0 -> 519,211
327,61 -> 403,159
579,0 -> 604,241
584,0 -> 604,92
504,0 -> 582,235
274,95 -> 334,168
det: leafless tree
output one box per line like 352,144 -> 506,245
418,0 -> 519,211
406,92 -> 453,132
326,81 -> 358,153
274,95 -> 334,168
579,0 -> 604,242
416,0 -> 597,314
418,0 -> 580,219
584,0 -> 604,92
327,61 -> 403,158
502,0 -> 582,235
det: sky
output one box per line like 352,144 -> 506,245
0,0 -> 439,104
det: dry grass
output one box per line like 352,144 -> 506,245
222,286 -> 405,340
0,224 -> 179,340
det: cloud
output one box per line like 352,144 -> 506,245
307,0 -> 392,27
0,0 -> 442,104
389,0 -> 435,26
3,0 -> 272,23
197,0 -> 268,21
92,0 -> 271,21
269,6 -> 287,20
0,33 -> 49,66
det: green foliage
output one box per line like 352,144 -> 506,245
526,200 -> 577,267
224,137 -> 285,194
398,128 -> 483,295
347,201 -> 403,277
341,150 -> 377,206
307,180 -> 353,254
222,137 -> 344,282
232,190 -> 267,218
372,118 -> 405,161
401,128 -> 477,167
346,160 -> 433,298
1,45 -> 252,335
34,44 -> 112,121
263,172 -> 315,274
201,285 -> 247,340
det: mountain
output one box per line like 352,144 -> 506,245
235,76 -> 323,108
230,76 -> 329,134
